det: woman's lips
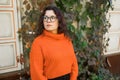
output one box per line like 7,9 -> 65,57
47,24 -> 52,26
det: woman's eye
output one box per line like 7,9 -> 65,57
44,16 -> 47,19
51,16 -> 56,19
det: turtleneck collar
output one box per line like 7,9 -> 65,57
43,30 -> 65,40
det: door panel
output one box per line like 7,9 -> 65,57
0,11 -> 15,39
0,0 -> 13,8
0,42 -> 17,69
105,0 -> 120,55
106,33 -> 120,54
109,12 -> 120,32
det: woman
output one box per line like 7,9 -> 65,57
30,6 -> 78,80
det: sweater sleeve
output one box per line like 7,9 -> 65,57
70,42 -> 78,80
30,39 -> 47,80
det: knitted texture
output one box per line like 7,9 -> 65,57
30,30 -> 78,80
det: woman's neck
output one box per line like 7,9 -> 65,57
47,30 -> 58,34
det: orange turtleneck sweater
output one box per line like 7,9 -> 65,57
30,30 -> 78,80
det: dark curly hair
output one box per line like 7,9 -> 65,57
35,5 -> 69,37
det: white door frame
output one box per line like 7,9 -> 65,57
0,0 -> 23,74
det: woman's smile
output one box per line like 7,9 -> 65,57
47,24 -> 52,26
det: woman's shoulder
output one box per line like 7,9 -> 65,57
32,35 -> 44,44
65,36 -> 72,42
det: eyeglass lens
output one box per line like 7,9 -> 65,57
44,16 -> 57,22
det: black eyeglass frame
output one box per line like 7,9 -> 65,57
43,16 -> 57,22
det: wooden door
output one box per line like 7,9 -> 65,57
105,0 -> 120,55
0,0 -> 22,74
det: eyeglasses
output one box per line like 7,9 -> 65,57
43,16 -> 57,22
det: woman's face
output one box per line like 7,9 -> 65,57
43,10 -> 59,34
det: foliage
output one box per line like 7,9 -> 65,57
18,0 -> 39,69
19,0 -> 118,80
55,0 -> 115,80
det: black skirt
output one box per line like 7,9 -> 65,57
48,73 -> 70,80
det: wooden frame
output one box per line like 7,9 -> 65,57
0,0 -> 13,8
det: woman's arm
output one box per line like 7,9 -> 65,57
30,39 -> 47,80
70,54 -> 78,80
69,41 -> 78,80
